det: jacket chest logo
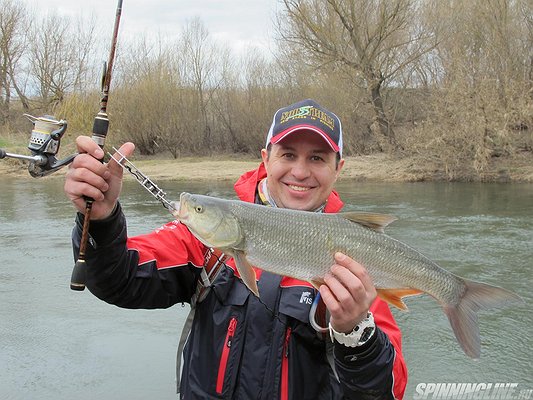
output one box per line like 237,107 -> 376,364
299,291 -> 313,305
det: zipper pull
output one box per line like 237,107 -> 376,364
227,317 -> 238,348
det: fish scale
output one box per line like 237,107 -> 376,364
176,192 -> 523,358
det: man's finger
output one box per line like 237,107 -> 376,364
334,252 -> 374,292
323,271 -> 352,305
76,135 -> 104,159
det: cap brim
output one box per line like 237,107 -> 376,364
269,125 -> 340,153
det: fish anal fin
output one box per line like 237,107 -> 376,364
340,212 -> 398,233
233,250 -> 259,297
376,288 -> 423,310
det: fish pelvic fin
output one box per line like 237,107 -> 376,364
310,277 -> 325,290
233,250 -> 259,297
376,288 -> 423,310
339,212 -> 397,233
444,279 -> 523,359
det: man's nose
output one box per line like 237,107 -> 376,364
291,159 -> 311,179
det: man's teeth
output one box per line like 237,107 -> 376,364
288,185 -> 310,192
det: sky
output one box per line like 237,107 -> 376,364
27,0 -> 280,56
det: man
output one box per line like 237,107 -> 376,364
64,99 -> 407,399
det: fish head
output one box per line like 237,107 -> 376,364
174,193 -> 243,249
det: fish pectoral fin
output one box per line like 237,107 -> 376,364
376,288 -> 424,310
339,212 -> 398,233
233,250 -> 259,297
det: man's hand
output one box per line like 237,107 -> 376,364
319,252 -> 377,334
64,136 -> 135,220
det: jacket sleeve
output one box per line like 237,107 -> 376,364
72,202 -> 207,309
334,298 -> 407,399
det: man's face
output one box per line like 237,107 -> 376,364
261,131 -> 344,211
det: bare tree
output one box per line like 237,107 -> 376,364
211,48 -> 290,153
178,18 -> 221,153
402,0 -> 533,178
29,12 -> 96,108
517,0 -> 533,99
278,0 -> 439,152
0,0 -> 30,122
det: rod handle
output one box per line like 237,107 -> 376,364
70,259 -> 87,291
70,199 -> 93,291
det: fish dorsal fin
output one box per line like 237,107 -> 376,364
339,212 -> 398,233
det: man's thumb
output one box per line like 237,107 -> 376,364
108,142 -> 135,173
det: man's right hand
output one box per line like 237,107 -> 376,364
64,136 -> 135,220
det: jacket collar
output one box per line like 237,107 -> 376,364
233,162 -> 344,213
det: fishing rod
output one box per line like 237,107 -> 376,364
70,0 -> 124,291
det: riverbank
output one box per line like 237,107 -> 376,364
1,152 -> 532,182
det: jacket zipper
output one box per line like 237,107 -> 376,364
216,317 -> 238,394
281,327 -> 292,400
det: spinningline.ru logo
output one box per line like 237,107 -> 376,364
413,383 -> 532,399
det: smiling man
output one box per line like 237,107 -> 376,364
260,99 -> 345,211
64,98 -> 407,399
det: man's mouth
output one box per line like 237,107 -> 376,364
287,184 -> 312,192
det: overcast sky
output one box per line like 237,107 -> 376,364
27,0 -> 280,56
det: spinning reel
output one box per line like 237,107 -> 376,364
0,114 -> 75,177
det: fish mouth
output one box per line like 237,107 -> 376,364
173,193 -> 191,221
170,201 -> 184,219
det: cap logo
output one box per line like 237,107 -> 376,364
280,106 -> 335,131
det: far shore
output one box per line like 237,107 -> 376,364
0,153 -> 532,183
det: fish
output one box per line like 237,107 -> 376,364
173,192 -> 523,358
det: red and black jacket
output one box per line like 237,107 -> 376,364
73,163 -> 408,399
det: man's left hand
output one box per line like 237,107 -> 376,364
319,252 -> 377,334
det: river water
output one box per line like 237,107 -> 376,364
0,177 -> 531,399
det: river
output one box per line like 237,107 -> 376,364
0,177 -> 531,399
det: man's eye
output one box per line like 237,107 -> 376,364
282,153 -> 295,159
311,155 -> 324,162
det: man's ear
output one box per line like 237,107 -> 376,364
261,148 -> 269,164
335,158 -> 345,178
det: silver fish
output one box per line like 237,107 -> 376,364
174,192 -> 523,358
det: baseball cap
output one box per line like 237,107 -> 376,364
265,99 -> 343,157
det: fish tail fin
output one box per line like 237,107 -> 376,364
444,279 -> 523,359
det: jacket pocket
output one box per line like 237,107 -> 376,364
181,272 -> 247,398
216,316 -> 238,395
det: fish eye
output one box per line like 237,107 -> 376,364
194,205 -> 204,213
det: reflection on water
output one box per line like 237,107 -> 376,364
0,177 -> 531,399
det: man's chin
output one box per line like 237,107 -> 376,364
281,197 -> 317,211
